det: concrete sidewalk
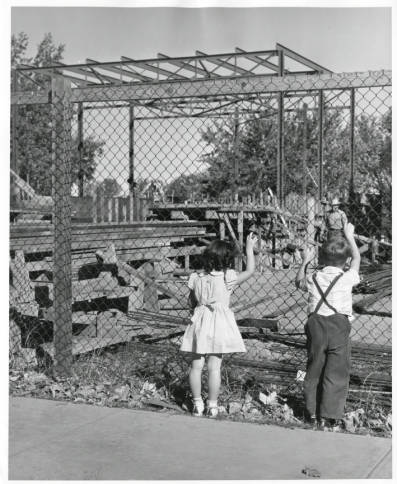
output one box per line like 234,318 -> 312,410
9,397 -> 392,480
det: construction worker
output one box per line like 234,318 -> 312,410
324,197 -> 348,238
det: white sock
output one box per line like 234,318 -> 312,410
207,400 -> 218,408
193,397 -> 204,408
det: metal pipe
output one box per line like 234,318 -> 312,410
77,102 -> 84,196
277,93 -> 285,206
277,49 -> 285,206
302,103 -> 308,208
233,106 -> 240,190
349,88 -> 355,194
128,102 -> 135,221
51,76 -> 73,376
11,72 -> 18,173
318,90 -> 324,200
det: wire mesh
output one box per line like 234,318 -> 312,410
10,70 -> 391,404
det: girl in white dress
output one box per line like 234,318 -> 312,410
180,233 -> 257,417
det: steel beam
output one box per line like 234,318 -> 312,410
11,70 -> 391,105
235,47 -> 280,73
195,50 -> 253,76
121,56 -> 188,80
276,43 -> 332,73
157,53 -> 221,78
86,58 -> 152,82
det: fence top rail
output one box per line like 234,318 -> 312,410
11,69 -> 391,106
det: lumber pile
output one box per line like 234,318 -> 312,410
9,220 -> 215,353
352,266 -> 391,317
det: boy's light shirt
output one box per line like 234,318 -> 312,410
306,266 -> 360,320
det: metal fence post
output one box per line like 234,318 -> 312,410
129,102 -> 135,221
318,90 -> 324,200
77,102 -> 84,197
277,92 -> 285,206
349,88 -> 355,195
51,76 -> 73,377
302,103 -> 308,211
277,49 -> 285,207
11,71 -> 18,173
233,106 -> 240,194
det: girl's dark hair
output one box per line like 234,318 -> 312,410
202,240 -> 239,273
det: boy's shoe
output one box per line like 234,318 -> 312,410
308,415 -> 318,429
304,412 -> 318,429
318,418 -> 342,432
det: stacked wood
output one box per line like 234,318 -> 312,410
10,220 -> 216,358
352,266 -> 391,317
9,221 -> 213,310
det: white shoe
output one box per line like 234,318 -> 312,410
206,406 -> 219,418
192,401 -> 204,417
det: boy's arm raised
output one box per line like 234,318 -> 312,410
236,233 -> 258,284
295,247 -> 312,291
344,223 -> 361,273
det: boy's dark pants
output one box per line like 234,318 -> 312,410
304,313 -> 351,419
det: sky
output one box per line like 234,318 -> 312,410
9,6 -> 392,192
11,7 -> 391,72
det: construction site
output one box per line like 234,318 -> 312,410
10,43 -> 391,426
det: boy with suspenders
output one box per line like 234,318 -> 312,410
296,223 -> 361,429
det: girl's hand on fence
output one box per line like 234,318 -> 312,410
246,232 -> 258,251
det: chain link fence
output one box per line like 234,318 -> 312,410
10,68 -> 391,406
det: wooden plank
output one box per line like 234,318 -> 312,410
23,244 -> 207,273
10,234 -> 204,253
353,288 -> 392,317
11,251 -> 35,303
10,224 -> 209,242
10,228 -> 211,244
231,291 -> 290,313
117,260 -> 183,301
236,318 -> 279,331
41,333 -> 131,358
10,219 -> 213,234
219,219 -> 225,240
10,227 -> 206,242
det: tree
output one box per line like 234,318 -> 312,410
97,178 -> 122,198
11,33 -> 104,196
165,103 -> 391,236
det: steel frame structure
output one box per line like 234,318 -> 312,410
14,43 -> 331,89
10,44 -> 392,375
11,43 -> 391,197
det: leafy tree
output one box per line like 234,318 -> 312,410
97,178 -> 122,198
11,33 -> 104,196
166,104 -> 391,236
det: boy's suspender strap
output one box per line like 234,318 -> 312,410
312,273 -> 344,314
